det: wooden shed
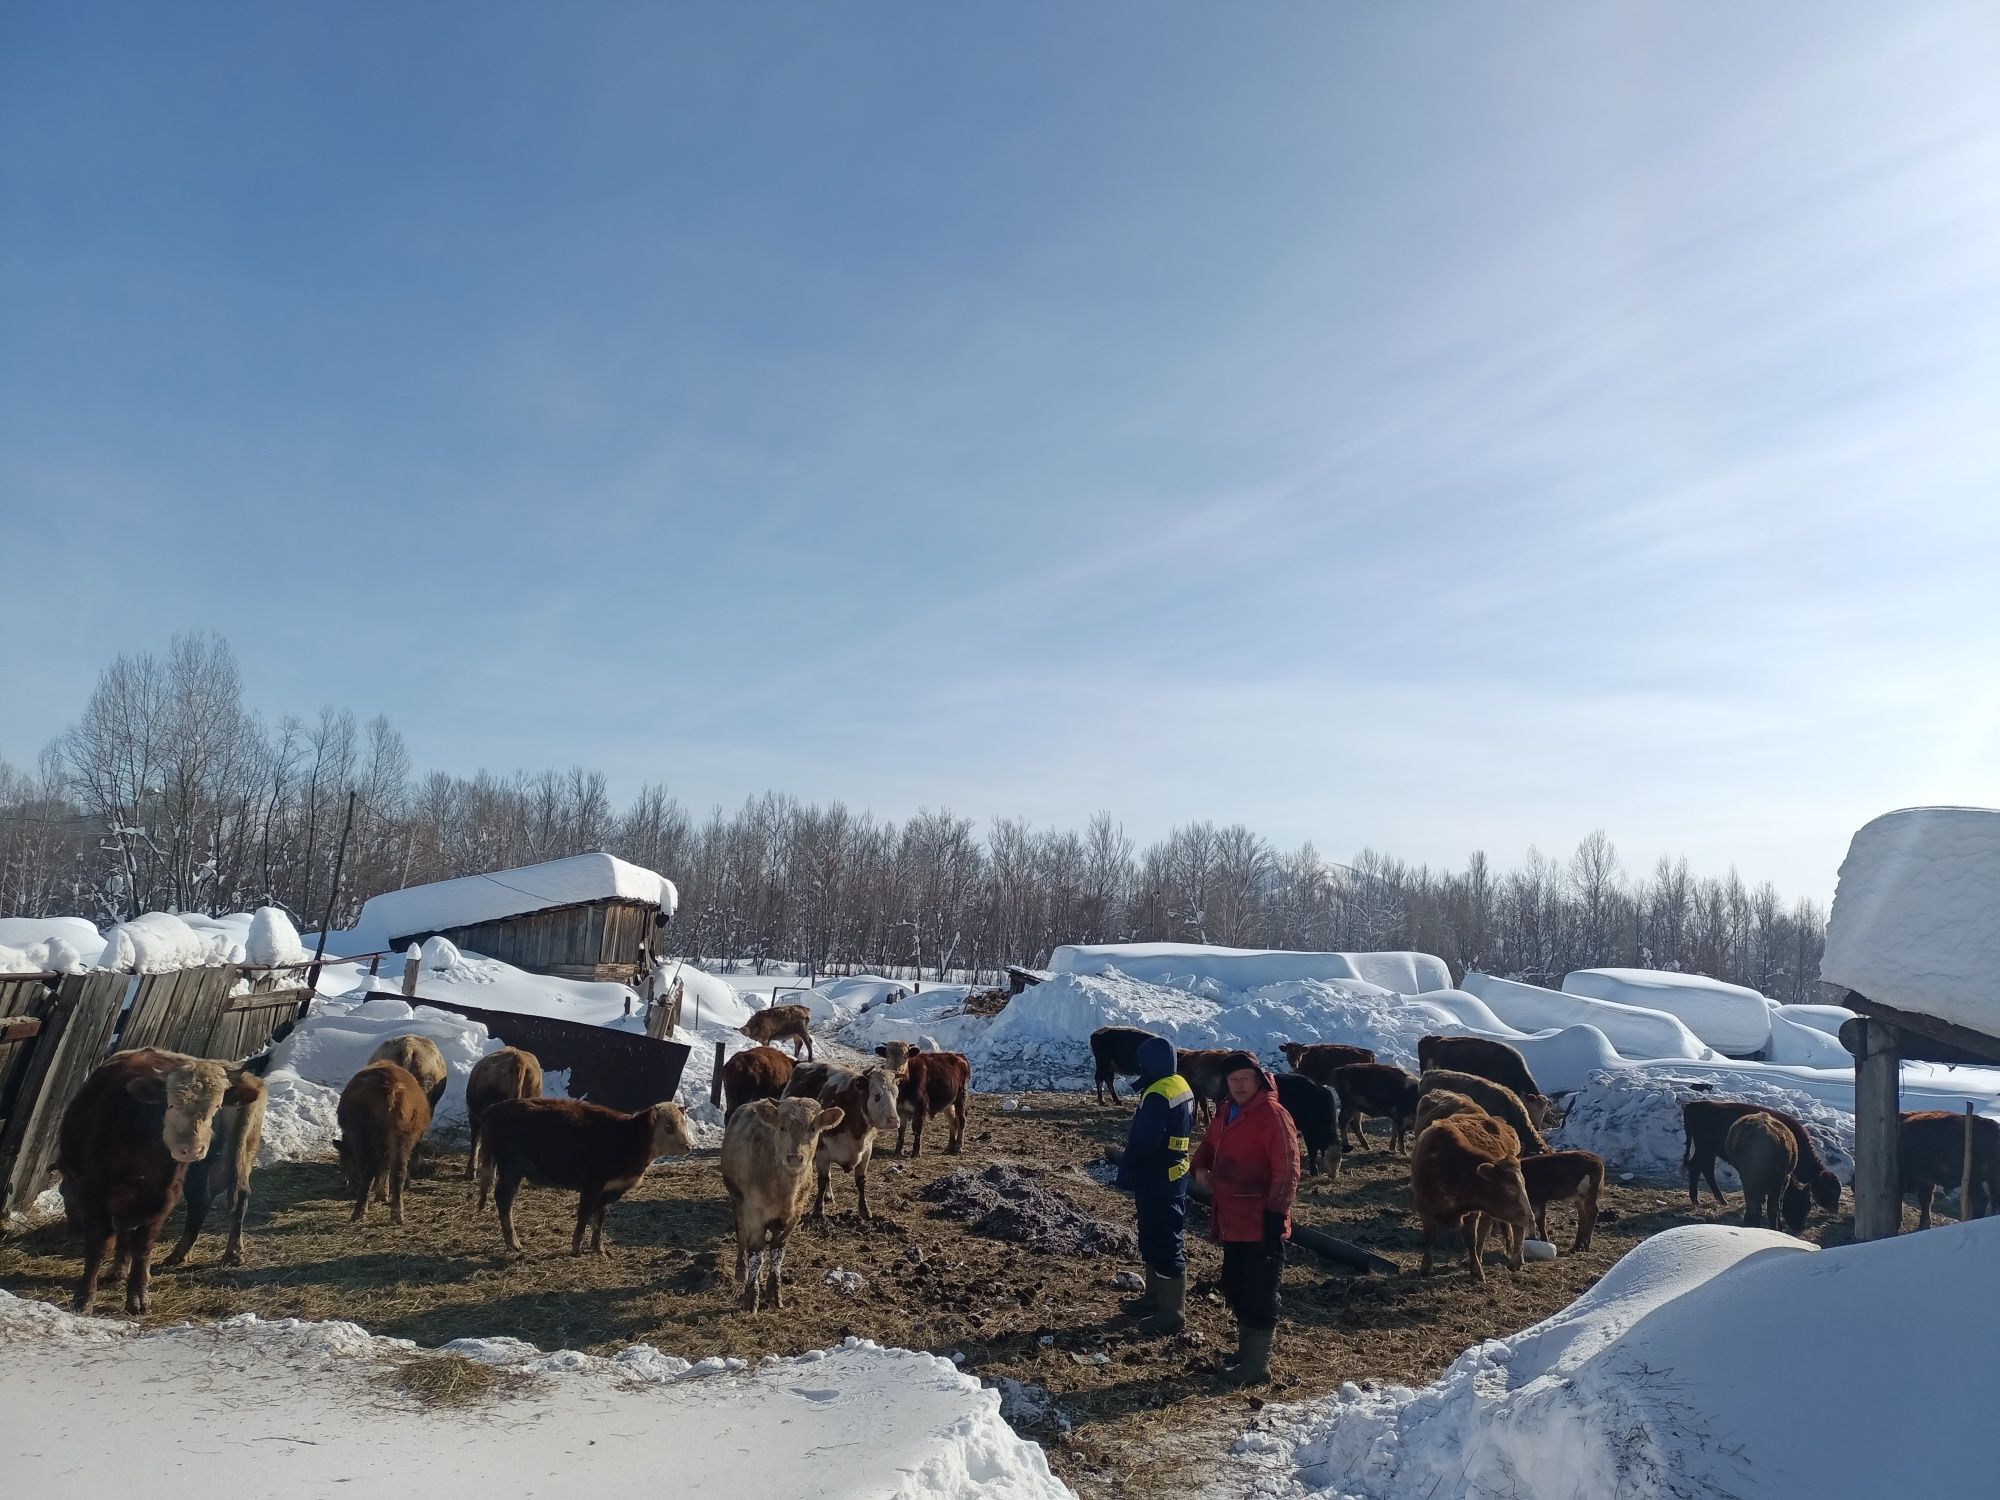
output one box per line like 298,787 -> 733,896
357,853 -> 679,986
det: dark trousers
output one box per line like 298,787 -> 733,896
1134,1190 -> 1187,1277
1220,1240 -> 1282,1331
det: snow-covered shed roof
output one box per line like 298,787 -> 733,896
1820,806 -> 2000,1043
356,853 -> 680,947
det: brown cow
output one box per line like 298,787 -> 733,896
894,1051 -> 971,1158
1176,1048 -> 1238,1124
1278,1041 -> 1377,1085
1681,1098 -> 1841,1218
723,1045 -> 797,1123
741,1003 -> 814,1060
336,1061 -> 431,1225
1416,1035 -> 1557,1128
464,1047 -> 543,1180
159,1060 -> 268,1270
476,1097 -> 694,1254
367,1034 -> 449,1113
1725,1112 -> 1797,1231
1411,1112 -> 1534,1281
1419,1068 -> 1550,1155
721,1096 -> 848,1313
783,1062 -> 900,1220
1328,1062 -> 1421,1154
1519,1149 -> 1605,1251
1413,1087 -> 1484,1139
1899,1110 -> 2000,1228
55,1048 -> 234,1313
873,1039 -> 920,1074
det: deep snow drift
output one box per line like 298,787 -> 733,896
1051,943 -> 1453,996
1563,967 -> 1774,1055
1461,970 -> 1713,1061
0,1291 -> 1070,1500
1234,1218 -> 2000,1499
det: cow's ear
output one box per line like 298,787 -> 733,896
816,1105 -> 846,1134
222,1068 -> 264,1107
125,1072 -> 168,1105
874,1045 -> 887,1057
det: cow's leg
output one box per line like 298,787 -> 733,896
804,1033 -> 814,1062
948,1094 -> 967,1154
1700,1152 -> 1726,1205
125,1216 -> 165,1314
110,1228 -> 131,1286
76,1207 -> 115,1313
741,1246 -> 765,1312
160,1157 -> 212,1269
1914,1182 -> 1934,1230
809,1165 -> 832,1222
497,1169 -> 526,1250
351,1156 -> 376,1223
1460,1215 -> 1484,1282
1418,1219 -> 1436,1276
909,1110 -> 925,1160
1685,1146 -> 1703,1205
464,1110 -> 481,1181
572,1190 -> 596,1255
388,1147 -> 411,1226
1340,1107 -> 1361,1152
1533,1203 -> 1550,1244
854,1160 -> 873,1220
220,1179 -> 253,1267
766,1236 -> 788,1310
895,1115 -> 908,1156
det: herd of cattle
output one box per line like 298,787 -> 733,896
29,998 -> 2000,1318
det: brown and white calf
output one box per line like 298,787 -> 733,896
55,1048 -> 235,1313
741,1003 -> 815,1060
367,1033 -> 449,1112
723,1044 -> 797,1123
783,1061 -> 900,1220
476,1097 -> 694,1255
721,1096 -> 848,1313
1519,1148 -> 1605,1251
1411,1112 -> 1534,1281
893,1050 -> 971,1158
336,1060 -> 431,1225
159,1058 -> 269,1270
463,1047 -> 543,1180
1278,1041 -> 1377,1086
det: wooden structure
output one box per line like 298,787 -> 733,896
0,966 -> 307,1226
1006,966 -> 1052,996
396,989 -> 690,1114
387,898 -> 667,985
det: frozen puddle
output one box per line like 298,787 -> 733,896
0,1292 -> 1071,1499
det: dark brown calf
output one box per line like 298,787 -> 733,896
1519,1148 -> 1604,1250
723,1045 -> 797,1123
1329,1062 -> 1421,1154
1090,1026 -> 1163,1105
1176,1048 -> 1238,1124
741,1003 -> 815,1060
894,1051 -> 971,1157
1416,1035 -> 1558,1127
336,1061 -> 431,1226
477,1096 -> 694,1254
1681,1098 -> 1841,1218
1900,1110 -> 2000,1228
55,1048 -> 233,1313
1278,1041 -> 1377,1086
1725,1112 -> 1798,1231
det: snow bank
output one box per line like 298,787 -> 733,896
0,1293 -> 1070,1500
1553,1066 -> 1857,1185
0,916 -> 107,969
353,852 -> 679,948
1821,806 -> 2000,1040
1562,968 -> 1773,1055
97,912 -> 233,973
245,906 -> 310,966
1463,971 -> 1713,1061
1239,1219 -> 1999,1500
1050,944 -> 1453,996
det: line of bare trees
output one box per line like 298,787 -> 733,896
0,633 -> 1830,999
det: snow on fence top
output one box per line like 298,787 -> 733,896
355,853 -> 680,948
1048,943 -> 1453,995
1821,806 -> 2000,1041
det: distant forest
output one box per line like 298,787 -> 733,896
0,634 -> 1829,1000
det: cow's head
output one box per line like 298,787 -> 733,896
1475,1157 -> 1537,1234
858,1066 -> 900,1133
129,1057 -> 230,1164
1781,1181 -> 1813,1235
1279,1042 -> 1305,1065
874,1040 -> 919,1074
1530,1092 -> 1566,1131
773,1097 -> 845,1173
648,1102 -> 695,1159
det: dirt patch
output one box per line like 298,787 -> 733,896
920,1162 -> 1137,1258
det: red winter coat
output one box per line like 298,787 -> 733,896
1189,1075 -> 1302,1243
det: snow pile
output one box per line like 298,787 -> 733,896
1761,1007 -> 1853,1068
245,906 -> 310,967
352,852 -> 679,948
1463,970 -> 1713,1061
1239,1219 -> 2000,1500
97,912 -> 232,973
1051,943 -> 1453,996
1563,968 -> 1774,1055
0,1293 -> 1071,1500
1821,806 -> 2000,1039
0,916 -> 107,969
419,933 -> 462,970
0,938 -> 87,974
368,947 -> 648,1030
1553,1067 -> 1855,1185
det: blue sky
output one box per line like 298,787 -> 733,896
4,2 -> 1997,902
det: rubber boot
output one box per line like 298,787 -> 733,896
1136,1273 -> 1185,1336
1120,1267 -> 1159,1316
1221,1325 -> 1273,1386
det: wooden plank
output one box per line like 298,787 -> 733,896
117,968 -> 184,1053
0,971 -> 128,1223
1841,990 -> 2000,1066
167,968 -> 237,1057
1847,1016 -> 1904,1242
0,1017 -> 43,1044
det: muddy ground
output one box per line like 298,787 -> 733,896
0,1093 -> 1915,1498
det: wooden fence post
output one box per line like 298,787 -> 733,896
1846,1016 -> 1903,1241
403,946 -> 421,998
710,1040 -> 725,1109
1963,1101 -> 1977,1222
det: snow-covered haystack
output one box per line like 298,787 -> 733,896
1238,1220 -> 1998,1500
1463,971 -> 1714,1062
0,1292 -> 1070,1500
1553,1067 -> 1855,1185
1563,968 -> 1774,1055
1050,943 -> 1453,996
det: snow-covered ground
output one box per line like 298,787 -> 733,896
1233,1217 -> 1999,1499
0,1290 -> 1070,1500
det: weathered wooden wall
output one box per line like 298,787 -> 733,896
394,898 -> 658,983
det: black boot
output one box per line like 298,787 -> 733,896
1221,1326 -> 1273,1386
1136,1273 -> 1185,1336
1120,1268 -> 1159,1316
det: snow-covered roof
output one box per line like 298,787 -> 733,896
356,853 -> 680,947
1561,968 -> 1773,1055
1821,806 -> 2000,1042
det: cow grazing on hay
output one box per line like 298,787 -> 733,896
367,1033 -> 449,1113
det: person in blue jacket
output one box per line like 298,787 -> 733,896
1115,1034 -> 1194,1335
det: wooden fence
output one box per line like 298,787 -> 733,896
0,966 -> 308,1226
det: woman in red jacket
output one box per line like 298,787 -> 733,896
1189,1049 -> 1301,1387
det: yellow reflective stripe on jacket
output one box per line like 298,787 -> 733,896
1166,1135 -> 1190,1151
1166,1159 -> 1190,1181
1144,1074 -> 1195,1109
